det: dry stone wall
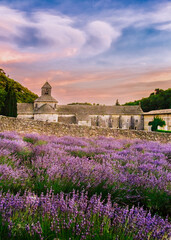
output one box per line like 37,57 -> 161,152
0,115 -> 171,143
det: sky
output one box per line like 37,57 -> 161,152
0,0 -> 171,105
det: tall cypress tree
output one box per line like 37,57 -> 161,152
2,82 -> 17,117
2,82 -> 9,116
11,89 -> 17,117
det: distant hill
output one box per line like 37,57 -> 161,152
124,88 -> 171,112
0,69 -> 38,103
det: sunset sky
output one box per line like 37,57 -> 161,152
0,0 -> 171,104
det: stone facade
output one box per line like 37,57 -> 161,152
144,109 -> 171,131
0,116 -> 171,143
17,82 -> 144,130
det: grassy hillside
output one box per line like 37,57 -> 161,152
0,69 -> 38,103
124,88 -> 171,112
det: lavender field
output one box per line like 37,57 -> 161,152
0,131 -> 170,239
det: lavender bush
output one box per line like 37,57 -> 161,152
0,131 -> 170,239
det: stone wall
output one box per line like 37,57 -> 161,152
58,115 -> 76,124
144,114 -> 171,131
0,115 -> 170,143
89,115 -> 143,129
34,113 -> 58,122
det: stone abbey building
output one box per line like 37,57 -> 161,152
17,82 -> 144,130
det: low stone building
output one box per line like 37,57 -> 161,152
144,109 -> 171,131
17,82 -> 144,130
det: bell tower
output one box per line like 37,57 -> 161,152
41,82 -> 52,96
34,81 -> 58,111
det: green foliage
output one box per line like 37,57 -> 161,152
140,188 -> 171,218
148,116 -> 166,131
0,69 -> 38,116
34,140 -> 47,146
23,137 -> 36,144
0,87 -> 6,112
70,150 -> 96,158
1,82 -> 17,117
23,137 -> 47,146
1,147 -> 170,219
0,134 -> 170,240
0,69 -> 38,106
0,69 -> 6,75
124,88 -> 171,112
16,149 -> 33,163
67,102 -> 92,105
0,210 -> 136,240
156,129 -> 171,133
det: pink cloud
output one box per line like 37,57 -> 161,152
0,5 -> 123,65
0,46 -> 42,64
1,3 -> 171,106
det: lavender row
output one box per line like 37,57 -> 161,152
0,132 -> 170,192
0,132 -> 170,217
0,190 -> 170,240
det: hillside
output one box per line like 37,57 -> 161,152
0,69 -> 38,103
124,88 -> 171,112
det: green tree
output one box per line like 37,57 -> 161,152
148,116 -> 166,131
0,88 -> 7,113
68,102 -> 92,105
0,69 -> 38,103
10,87 -> 17,117
124,88 -> 171,112
2,83 -> 17,117
0,69 -> 6,75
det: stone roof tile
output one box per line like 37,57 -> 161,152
57,105 -> 143,115
35,95 -> 58,102
143,109 -> 171,115
35,104 -> 57,114
17,103 -> 34,114
42,82 -> 51,88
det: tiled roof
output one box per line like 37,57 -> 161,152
17,103 -> 143,117
143,109 -> 171,115
17,103 -> 34,114
34,104 -> 56,114
57,105 -> 143,116
34,95 -> 58,102
42,82 -> 51,88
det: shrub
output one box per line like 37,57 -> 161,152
148,116 -> 166,131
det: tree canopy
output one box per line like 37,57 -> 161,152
0,69 -> 38,117
148,116 -> 166,131
1,82 -> 17,117
124,88 -> 171,112
0,70 -> 38,104
67,102 -> 92,105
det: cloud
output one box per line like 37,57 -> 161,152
13,27 -> 52,48
100,2 -> 171,32
156,23 -> 171,31
53,68 -> 171,104
0,1 -> 171,106
7,66 -> 170,105
0,5 -> 121,63
82,21 -> 121,56
0,6 -> 27,37
0,7 -> 83,62
1,2 -> 171,65
34,12 -> 86,54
